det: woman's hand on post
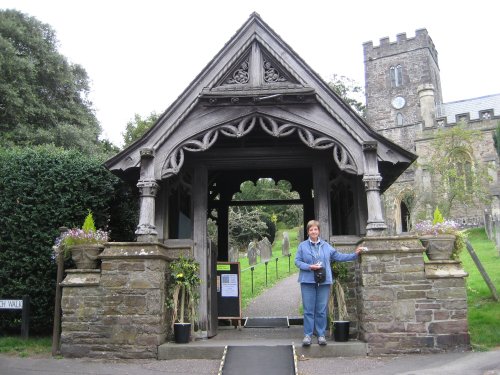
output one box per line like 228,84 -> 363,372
355,246 -> 367,255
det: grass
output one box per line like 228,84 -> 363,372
460,227 -> 500,350
239,227 -> 300,310
0,336 -> 51,357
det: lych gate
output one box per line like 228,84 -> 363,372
59,14 -> 470,359
105,13 -> 414,337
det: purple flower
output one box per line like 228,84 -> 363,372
414,220 -> 461,236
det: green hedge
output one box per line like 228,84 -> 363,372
0,146 -> 137,334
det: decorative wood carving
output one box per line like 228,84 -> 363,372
263,60 -> 287,83
161,115 -> 358,178
225,60 -> 249,84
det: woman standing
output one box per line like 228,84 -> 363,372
295,220 -> 364,346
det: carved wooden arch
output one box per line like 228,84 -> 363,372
161,114 -> 358,179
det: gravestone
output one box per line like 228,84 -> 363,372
298,227 -> 304,242
247,241 -> 257,266
259,237 -> 272,262
228,246 -> 238,262
282,232 -> 290,256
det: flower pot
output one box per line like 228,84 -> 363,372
333,321 -> 350,342
174,322 -> 191,343
70,244 -> 104,269
419,234 -> 456,260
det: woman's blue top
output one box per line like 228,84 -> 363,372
294,238 -> 357,285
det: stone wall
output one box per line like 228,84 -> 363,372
358,236 -> 470,355
60,242 -> 191,359
60,237 -> 470,358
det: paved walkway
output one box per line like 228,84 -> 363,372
1,349 -> 499,374
242,272 -> 301,317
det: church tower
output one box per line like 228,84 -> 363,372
363,29 -> 500,233
363,29 -> 443,233
363,29 -> 442,151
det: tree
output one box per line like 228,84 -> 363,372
423,122 -> 492,217
228,206 -> 269,250
121,112 -> 159,147
0,10 -> 104,154
327,74 -> 366,118
234,179 -> 302,228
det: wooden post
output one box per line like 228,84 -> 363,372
52,227 -> 67,355
362,141 -> 387,235
466,240 -> 499,302
21,295 -> 30,339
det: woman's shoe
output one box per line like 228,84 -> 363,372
302,335 -> 312,346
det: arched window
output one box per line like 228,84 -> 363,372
448,150 -> 473,193
396,113 -> 404,126
390,65 -> 403,87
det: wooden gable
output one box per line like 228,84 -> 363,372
105,13 -> 415,189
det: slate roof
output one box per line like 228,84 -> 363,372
437,93 -> 500,124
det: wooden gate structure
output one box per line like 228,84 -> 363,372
59,14 -> 470,359
104,13 -> 414,337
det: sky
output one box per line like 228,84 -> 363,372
1,0 -> 499,147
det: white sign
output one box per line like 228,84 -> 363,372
221,274 -> 238,297
0,299 -> 23,309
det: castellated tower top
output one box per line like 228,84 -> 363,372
363,29 -> 439,67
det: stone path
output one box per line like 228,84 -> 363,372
242,272 -> 301,317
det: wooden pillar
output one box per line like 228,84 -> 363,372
192,164 -> 209,337
313,161 -> 331,241
362,141 -> 387,236
136,148 -> 159,242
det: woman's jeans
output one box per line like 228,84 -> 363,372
300,282 -> 330,337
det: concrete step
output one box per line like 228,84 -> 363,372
158,325 -> 367,360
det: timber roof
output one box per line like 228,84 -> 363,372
105,13 -> 416,186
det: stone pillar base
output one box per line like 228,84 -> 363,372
358,236 -> 470,355
60,241 -> 193,359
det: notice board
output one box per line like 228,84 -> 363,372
216,262 -> 241,319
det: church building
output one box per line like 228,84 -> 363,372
363,29 -> 500,233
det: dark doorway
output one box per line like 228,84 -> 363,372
400,201 -> 410,233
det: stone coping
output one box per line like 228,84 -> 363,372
359,235 -> 425,254
61,270 -> 100,287
99,241 -> 192,261
425,260 -> 468,278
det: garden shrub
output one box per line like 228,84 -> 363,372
0,145 -> 137,334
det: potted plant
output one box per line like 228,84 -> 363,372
328,261 -> 351,341
414,207 -> 466,260
166,256 -> 201,343
55,211 -> 109,269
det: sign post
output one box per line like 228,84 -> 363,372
0,295 -> 30,339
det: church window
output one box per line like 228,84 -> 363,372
448,150 -> 473,192
390,65 -> 403,87
396,113 -> 404,126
